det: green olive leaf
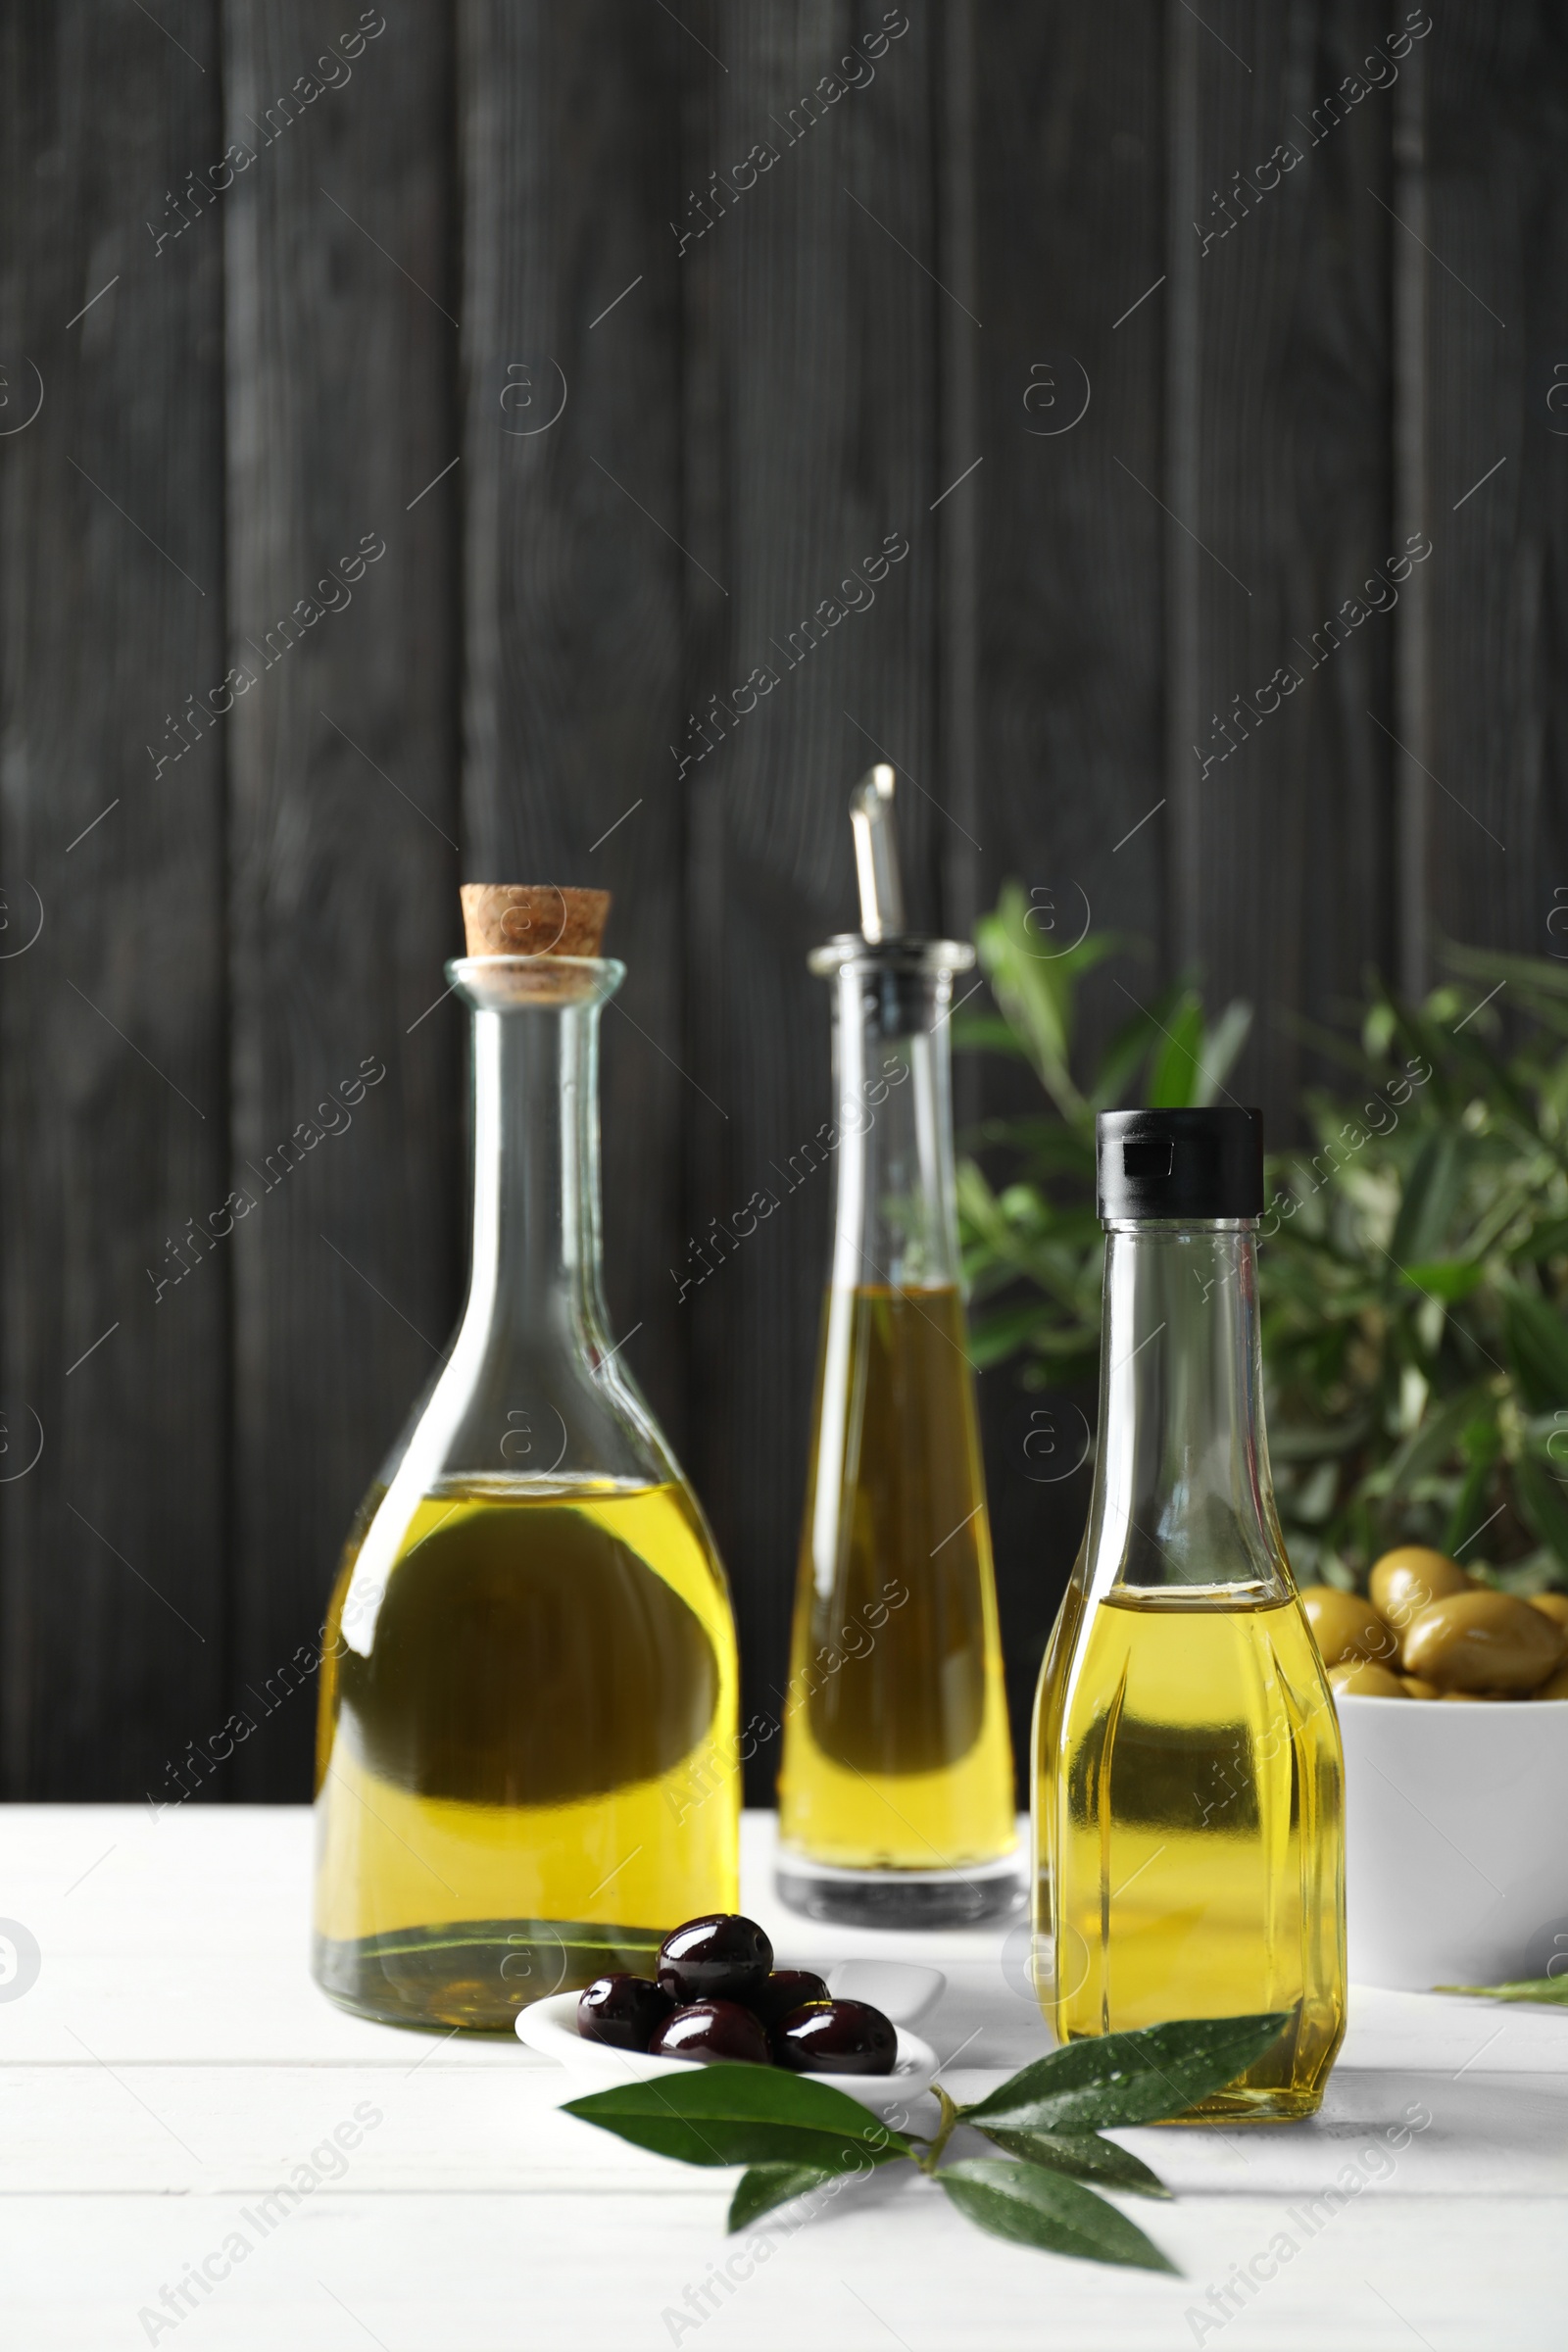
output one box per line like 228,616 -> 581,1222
1502,1286 -> 1568,1414
1511,1452 -> 1568,1569
563,2063 -> 913,2172
1397,1256 -> 1488,1304
939,2159 -> 1179,2272
1436,1977 -> 1568,2006
974,2125 -> 1172,2197
959,2012 -> 1291,2132
1146,992 -> 1207,1108
727,2163 -> 842,2232
1389,1130 -> 1465,1269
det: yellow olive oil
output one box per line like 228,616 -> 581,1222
1036,1582 -> 1346,2118
778,1285 -> 1015,1871
314,1478 -> 739,2030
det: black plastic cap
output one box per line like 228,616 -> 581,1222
1097,1107 -> 1264,1222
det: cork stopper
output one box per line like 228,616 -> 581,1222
461,884 -> 610,959
459,885 -> 612,1002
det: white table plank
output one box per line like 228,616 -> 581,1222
1,2190 -> 1564,2352
2,2060 -> 1564,2196
1,1806 -> 1563,2350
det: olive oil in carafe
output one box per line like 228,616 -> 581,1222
314,1478 -> 739,2030
778,1284 -> 1015,1871
1038,1583 -> 1346,2118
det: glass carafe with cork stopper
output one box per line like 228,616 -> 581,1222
313,885 -> 739,2032
1033,1109 -> 1346,2118
776,769 -> 1017,1925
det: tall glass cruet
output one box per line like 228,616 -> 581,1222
1033,1108 -> 1346,2118
314,885 -> 739,2030
776,771 -> 1016,1925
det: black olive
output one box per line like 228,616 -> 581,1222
656,1913 -> 773,2007
576,1974 -> 675,2052
650,1999 -> 772,2066
773,1998 -> 897,2076
745,1969 -> 831,2032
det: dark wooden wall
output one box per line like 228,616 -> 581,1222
1,2 -> 1560,1801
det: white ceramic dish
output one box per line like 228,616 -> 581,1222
516,1968 -> 942,2111
1338,1691 -> 1568,1989
807,1957 -> 946,2027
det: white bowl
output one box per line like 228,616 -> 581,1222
1338,1692 -> 1568,1989
516,1988 -> 937,2112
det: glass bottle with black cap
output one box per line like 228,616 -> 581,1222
1032,1107 -> 1346,2118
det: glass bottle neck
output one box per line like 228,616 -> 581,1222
824,956 -> 964,1292
415,958 -> 670,1493
460,998 -> 610,1352
1080,1220 -> 1287,1598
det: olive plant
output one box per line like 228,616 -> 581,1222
956,886 -> 1568,1595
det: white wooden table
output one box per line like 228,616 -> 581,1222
3,1807 -> 1565,2351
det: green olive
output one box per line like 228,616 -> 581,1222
1528,1592 -> 1568,1633
1300,1585 -> 1398,1667
1369,1545 -> 1472,1630
1328,1658 -> 1406,1698
1401,1589 -> 1567,1692
1399,1675 -> 1441,1699
1533,1662 -> 1568,1701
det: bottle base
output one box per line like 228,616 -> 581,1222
312,1916 -> 662,2034
1050,2025 -> 1337,2123
1155,2085 -> 1328,2124
774,1847 -> 1023,1929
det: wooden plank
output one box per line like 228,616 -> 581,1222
678,3 -> 948,1792
1391,38 -> 1431,998
968,0 -> 1170,1770
223,3 -> 461,1797
1422,8 -> 1568,967
1167,0 -> 1398,1133
457,0 -> 691,1453
0,1 -> 229,1795
5,2048 -> 1568,2190
940,0 -> 982,957
3,1804 -> 1567,2081
3,2190 -> 1565,2352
